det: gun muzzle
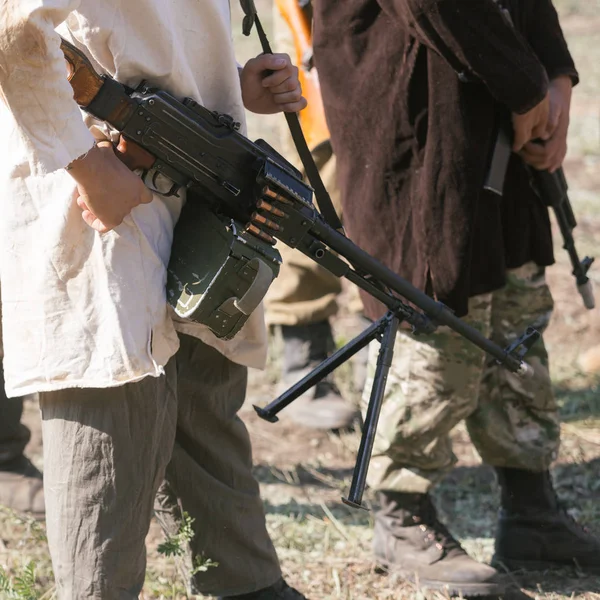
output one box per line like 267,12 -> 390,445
517,361 -> 535,379
578,279 -> 596,310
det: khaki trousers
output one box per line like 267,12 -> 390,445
364,263 -> 560,494
264,7 -> 363,327
39,334 -> 281,599
264,143 -> 344,326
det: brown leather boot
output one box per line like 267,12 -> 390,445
374,492 -> 506,597
0,455 -> 45,519
493,467 -> 600,573
219,578 -> 307,599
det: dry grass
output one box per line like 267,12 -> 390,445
1,1 -> 599,598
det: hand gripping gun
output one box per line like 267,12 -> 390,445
60,26 -> 540,510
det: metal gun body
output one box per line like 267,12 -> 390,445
67,52 -> 536,373
72,67 -> 531,371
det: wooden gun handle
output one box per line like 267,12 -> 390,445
60,37 -> 105,107
60,39 -> 156,173
114,136 -> 157,172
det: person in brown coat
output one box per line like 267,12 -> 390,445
313,0 -> 600,595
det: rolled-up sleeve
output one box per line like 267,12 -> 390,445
0,0 -> 95,175
381,0 -> 549,114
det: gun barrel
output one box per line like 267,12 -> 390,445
578,279 -> 596,310
311,219 -> 525,374
534,169 -> 577,229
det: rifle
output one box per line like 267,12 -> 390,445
275,0 -> 330,152
485,132 -> 595,310
483,0 -> 594,310
60,30 -> 539,510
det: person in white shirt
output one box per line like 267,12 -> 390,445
0,1 -> 309,598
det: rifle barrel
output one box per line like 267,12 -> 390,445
311,219 -> 527,374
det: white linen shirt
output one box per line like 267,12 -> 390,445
0,0 -> 268,397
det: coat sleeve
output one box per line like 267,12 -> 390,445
526,0 -> 579,85
380,0 -> 549,114
0,0 -> 95,176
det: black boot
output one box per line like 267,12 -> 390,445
219,578 -> 307,599
278,322 -> 358,430
493,467 -> 600,572
374,492 -> 506,596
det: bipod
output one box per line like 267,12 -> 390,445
254,314 -> 540,510
254,312 -> 401,510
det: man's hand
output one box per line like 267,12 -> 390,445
511,93 -> 551,152
241,53 -> 307,114
67,141 -> 153,233
519,76 -> 573,173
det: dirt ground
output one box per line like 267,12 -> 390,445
2,1 -> 600,599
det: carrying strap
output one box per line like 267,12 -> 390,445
240,0 -> 345,233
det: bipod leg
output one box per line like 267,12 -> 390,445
342,314 -> 400,510
253,316 -> 387,423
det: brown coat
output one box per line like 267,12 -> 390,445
313,0 -> 578,319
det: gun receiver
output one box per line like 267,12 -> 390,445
61,36 -> 540,509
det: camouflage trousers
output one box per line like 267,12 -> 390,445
363,262 -> 560,494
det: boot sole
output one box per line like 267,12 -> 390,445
493,555 -> 600,575
377,561 -> 507,597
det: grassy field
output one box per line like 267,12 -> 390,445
1,1 -> 599,599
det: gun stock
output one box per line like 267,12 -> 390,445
275,0 -> 329,150
60,38 -> 105,107
60,38 -> 156,173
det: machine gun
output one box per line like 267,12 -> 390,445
60,27 -> 539,510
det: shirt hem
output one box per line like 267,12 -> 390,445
5,368 -> 166,399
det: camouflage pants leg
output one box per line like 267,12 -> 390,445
466,263 -> 559,470
363,262 -> 559,494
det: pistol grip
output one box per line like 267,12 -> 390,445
114,136 -> 156,172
